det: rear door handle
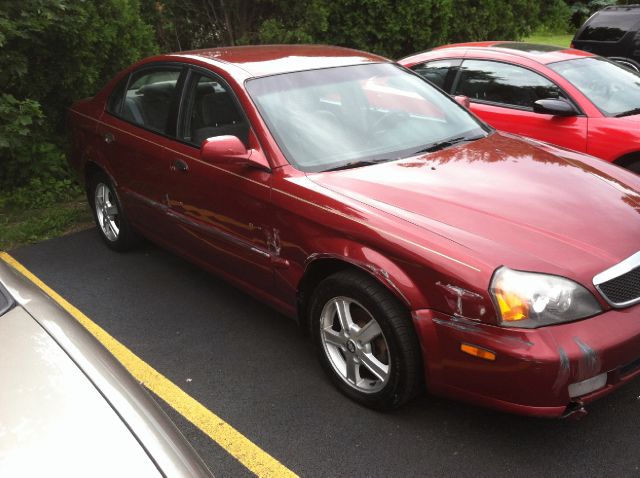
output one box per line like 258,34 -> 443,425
103,132 -> 115,144
171,158 -> 189,172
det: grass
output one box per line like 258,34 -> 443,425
523,32 -> 573,48
0,191 -> 94,251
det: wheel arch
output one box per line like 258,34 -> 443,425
84,160 -> 106,187
296,247 -> 428,333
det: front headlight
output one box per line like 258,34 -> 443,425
490,267 -> 602,328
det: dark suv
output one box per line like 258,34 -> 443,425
572,4 -> 640,71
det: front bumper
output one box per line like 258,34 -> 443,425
412,304 -> 640,417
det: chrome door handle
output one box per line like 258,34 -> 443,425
171,158 -> 189,172
103,132 -> 115,144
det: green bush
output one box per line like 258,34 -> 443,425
0,0 -> 157,195
567,0 -> 617,28
143,0 -> 575,60
0,94 -> 67,189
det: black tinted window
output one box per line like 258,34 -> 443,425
455,60 -> 564,108
412,60 -> 458,90
578,11 -> 640,42
107,77 -> 127,115
181,73 -> 248,147
123,68 -> 182,134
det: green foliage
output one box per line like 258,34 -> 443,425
539,0 -> 573,34
566,0 -> 617,27
1,177 -> 81,210
0,0 -> 157,191
256,0 -> 453,58
143,0 -> 578,59
0,187 -> 92,250
0,94 -> 67,188
0,0 -> 157,136
447,0 -> 554,43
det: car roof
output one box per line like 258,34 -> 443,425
172,44 -> 390,77
599,4 -> 640,12
424,41 -> 595,65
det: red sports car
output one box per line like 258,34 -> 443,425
68,45 -> 640,418
400,42 -> 640,173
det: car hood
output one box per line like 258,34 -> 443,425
307,133 -> 640,281
0,306 -> 161,477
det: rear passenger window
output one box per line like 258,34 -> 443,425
454,60 -> 564,109
181,73 -> 248,147
412,60 -> 459,90
122,68 -> 182,134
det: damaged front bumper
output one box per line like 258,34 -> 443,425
412,304 -> 640,418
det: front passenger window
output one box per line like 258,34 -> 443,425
181,73 -> 248,147
454,60 -> 564,109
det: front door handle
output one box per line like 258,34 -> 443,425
171,158 -> 189,172
104,132 -> 115,144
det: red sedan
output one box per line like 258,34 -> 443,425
400,42 -> 640,173
68,45 -> 640,417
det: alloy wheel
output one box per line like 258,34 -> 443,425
94,183 -> 120,242
319,296 -> 391,393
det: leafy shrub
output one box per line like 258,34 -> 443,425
0,94 -> 67,189
0,0 -> 157,193
567,0 -> 618,28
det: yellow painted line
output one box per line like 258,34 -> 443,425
0,252 -> 298,478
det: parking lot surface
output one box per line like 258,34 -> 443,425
11,230 -> 640,477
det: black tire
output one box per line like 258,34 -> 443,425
309,269 -> 423,410
87,171 -> 140,251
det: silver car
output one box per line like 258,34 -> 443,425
0,260 -> 212,477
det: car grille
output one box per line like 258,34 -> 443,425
597,266 -> 640,306
593,252 -> 640,308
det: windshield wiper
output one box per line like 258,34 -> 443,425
323,158 -> 393,172
615,107 -> 640,118
411,134 -> 485,155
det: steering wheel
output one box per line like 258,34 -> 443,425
371,111 -> 410,134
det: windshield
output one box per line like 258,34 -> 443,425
246,63 -> 488,172
548,57 -> 640,116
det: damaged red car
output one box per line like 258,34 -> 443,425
68,45 -> 640,418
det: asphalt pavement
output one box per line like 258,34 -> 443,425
12,229 -> 640,477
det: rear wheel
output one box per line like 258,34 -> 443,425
88,171 -> 139,251
310,269 -> 423,410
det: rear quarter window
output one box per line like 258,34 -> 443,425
107,77 -> 128,115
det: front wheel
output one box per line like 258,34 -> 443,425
88,172 -> 139,251
310,270 -> 423,410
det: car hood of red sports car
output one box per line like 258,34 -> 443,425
307,132 -> 640,282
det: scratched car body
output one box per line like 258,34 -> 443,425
67,45 -> 640,417
0,260 -> 212,477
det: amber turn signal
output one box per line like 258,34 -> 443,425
460,343 -> 496,361
495,289 -> 528,322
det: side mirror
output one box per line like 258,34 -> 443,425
454,95 -> 471,109
533,99 -> 577,117
200,135 -> 270,171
